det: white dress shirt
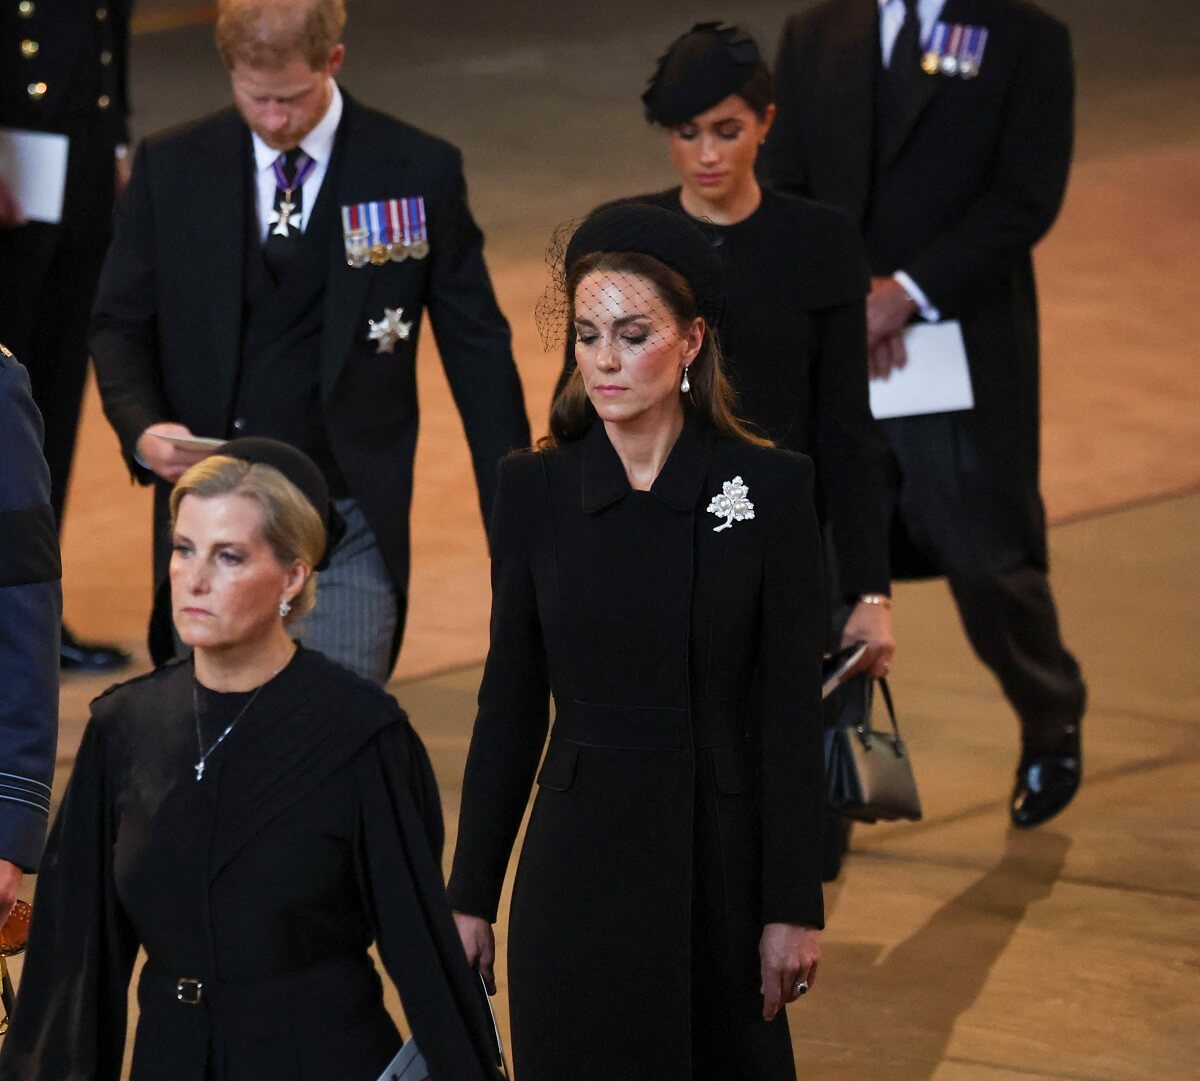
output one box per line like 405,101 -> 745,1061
251,81 -> 343,242
878,0 -> 946,319
878,0 -> 947,67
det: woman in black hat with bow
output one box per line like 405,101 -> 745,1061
0,439 -> 501,1081
566,22 -> 896,688
449,204 -> 827,1080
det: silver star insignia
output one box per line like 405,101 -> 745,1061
268,198 -> 298,237
367,307 -> 414,354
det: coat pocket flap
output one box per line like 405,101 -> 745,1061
711,744 -> 751,794
536,740 -> 579,792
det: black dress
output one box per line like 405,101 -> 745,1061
562,187 -> 890,600
448,421 -> 827,1081
0,648 -> 498,1081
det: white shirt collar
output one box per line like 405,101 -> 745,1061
251,80 -> 343,173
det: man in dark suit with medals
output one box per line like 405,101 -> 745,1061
90,0 -> 530,684
0,345 -> 61,925
0,0 -> 132,672
762,0 -> 1086,827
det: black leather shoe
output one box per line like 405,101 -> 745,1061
1010,727 -> 1081,829
60,626 -> 132,672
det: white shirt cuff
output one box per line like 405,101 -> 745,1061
893,271 -> 940,322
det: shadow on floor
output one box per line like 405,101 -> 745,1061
811,830 -> 1071,1078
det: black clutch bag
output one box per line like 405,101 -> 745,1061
825,677 -> 922,823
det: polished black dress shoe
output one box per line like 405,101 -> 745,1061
1010,728 -> 1081,829
60,626 -> 132,672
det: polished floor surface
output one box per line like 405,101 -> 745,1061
8,1 -> 1200,1078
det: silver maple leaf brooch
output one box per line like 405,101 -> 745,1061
706,476 -> 755,532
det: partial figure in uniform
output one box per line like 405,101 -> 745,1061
0,0 -> 132,672
90,0 -> 530,684
0,345 -> 61,926
0,440 -> 502,1081
450,204 -> 826,1081
762,0 -> 1085,826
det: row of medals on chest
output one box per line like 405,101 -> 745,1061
270,185 -> 428,268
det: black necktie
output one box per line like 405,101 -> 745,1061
263,148 -> 305,280
885,0 -> 922,94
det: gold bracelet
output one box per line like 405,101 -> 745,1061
859,593 -> 892,609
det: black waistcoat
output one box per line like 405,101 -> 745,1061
229,152 -> 347,495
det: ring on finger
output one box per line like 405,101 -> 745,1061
792,979 -> 808,997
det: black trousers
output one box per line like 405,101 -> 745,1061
882,411 -> 1085,748
0,121 -> 115,530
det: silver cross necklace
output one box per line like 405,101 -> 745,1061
192,652 -> 292,780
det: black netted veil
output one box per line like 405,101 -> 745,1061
535,203 -> 726,350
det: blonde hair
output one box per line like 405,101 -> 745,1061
170,456 -> 326,622
544,251 -> 770,448
215,0 -> 346,70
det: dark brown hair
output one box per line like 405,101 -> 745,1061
736,63 -> 775,119
544,251 -> 770,448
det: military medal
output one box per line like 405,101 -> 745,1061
341,205 -> 371,267
958,26 -> 989,78
267,152 -> 317,238
404,198 -> 430,259
387,199 -> 410,262
940,24 -> 964,75
922,22 -> 949,75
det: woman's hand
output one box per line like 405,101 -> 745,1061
453,911 -> 497,994
759,922 -> 820,1021
842,598 -> 896,679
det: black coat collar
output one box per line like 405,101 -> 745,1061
580,417 -> 715,514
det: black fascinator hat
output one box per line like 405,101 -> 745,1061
642,21 -> 767,127
218,437 -> 345,570
563,202 -> 726,328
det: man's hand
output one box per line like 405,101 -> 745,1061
869,331 -> 908,381
114,151 -> 132,202
841,598 -> 896,679
760,922 -> 820,1021
453,911 -> 497,994
0,176 -> 25,227
867,276 -> 917,348
136,422 -> 213,483
0,859 -> 22,927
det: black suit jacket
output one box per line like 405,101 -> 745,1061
90,91 -> 530,594
0,349 -> 61,872
763,0 -> 1074,566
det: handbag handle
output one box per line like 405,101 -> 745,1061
855,677 -> 906,758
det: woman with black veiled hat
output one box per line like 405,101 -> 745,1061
563,22 -> 896,692
449,204 -> 827,1080
0,439 -> 501,1081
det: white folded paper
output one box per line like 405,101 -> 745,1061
0,127 -> 69,225
869,320 -> 974,420
375,1038 -> 429,1081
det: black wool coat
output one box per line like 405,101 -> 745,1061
448,421 -> 827,1081
762,0 -> 1074,576
0,649 -> 499,1081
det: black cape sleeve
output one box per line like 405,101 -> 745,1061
356,717 -> 500,1081
0,718 -> 140,1081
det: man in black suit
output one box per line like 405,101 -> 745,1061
91,0 -> 530,683
0,0 -> 131,672
0,345 -> 61,924
762,0 -> 1085,827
